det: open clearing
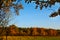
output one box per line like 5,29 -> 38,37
0,36 -> 60,40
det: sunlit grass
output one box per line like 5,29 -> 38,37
0,36 -> 60,40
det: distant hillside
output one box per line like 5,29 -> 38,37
0,25 -> 60,36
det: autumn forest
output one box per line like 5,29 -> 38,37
0,25 -> 60,36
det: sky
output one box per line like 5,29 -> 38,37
9,0 -> 60,29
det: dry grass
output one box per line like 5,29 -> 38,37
0,36 -> 60,40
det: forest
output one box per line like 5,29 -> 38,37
0,25 -> 60,36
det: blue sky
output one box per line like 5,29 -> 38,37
9,1 -> 60,29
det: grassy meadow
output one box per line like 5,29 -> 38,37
0,36 -> 60,40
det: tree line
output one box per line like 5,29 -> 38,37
0,25 -> 60,36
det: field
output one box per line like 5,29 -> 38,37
0,36 -> 60,40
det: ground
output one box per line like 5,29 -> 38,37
0,36 -> 60,40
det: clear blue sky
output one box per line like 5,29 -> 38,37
9,0 -> 60,29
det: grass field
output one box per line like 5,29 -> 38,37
0,36 -> 60,40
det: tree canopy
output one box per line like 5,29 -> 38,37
0,0 -> 60,17
0,0 -> 60,27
